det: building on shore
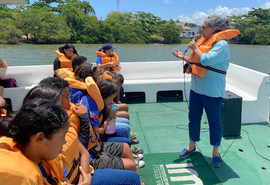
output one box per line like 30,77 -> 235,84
176,22 -> 199,38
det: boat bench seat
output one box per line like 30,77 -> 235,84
124,78 -> 191,102
3,65 -> 53,111
120,61 -> 191,103
225,63 -> 269,123
225,83 -> 257,101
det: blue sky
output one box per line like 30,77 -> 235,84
29,0 -> 270,25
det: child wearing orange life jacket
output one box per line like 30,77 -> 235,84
53,44 -> 78,77
37,77 -> 143,182
22,83 -> 141,184
71,63 -> 131,141
23,85 -> 92,184
0,98 -> 91,185
56,59 -> 131,145
95,43 -> 121,79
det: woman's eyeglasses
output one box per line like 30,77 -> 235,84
202,25 -> 209,29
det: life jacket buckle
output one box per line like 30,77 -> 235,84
183,63 -> 192,74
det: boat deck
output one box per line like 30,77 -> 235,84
129,102 -> 270,185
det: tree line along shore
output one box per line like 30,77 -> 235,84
0,0 -> 268,45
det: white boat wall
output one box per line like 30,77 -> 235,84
3,61 -> 269,124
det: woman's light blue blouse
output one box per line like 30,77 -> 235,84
190,40 -> 230,98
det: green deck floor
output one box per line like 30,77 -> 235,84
128,102 -> 270,185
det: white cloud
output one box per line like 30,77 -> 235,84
261,2 -> 270,9
164,0 -> 170,4
178,6 -> 250,25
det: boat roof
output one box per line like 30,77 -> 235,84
131,101 -> 270,185
0,0 -> 29,5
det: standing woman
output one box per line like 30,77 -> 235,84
172,16 -> 239,167
54,44 -> 78,76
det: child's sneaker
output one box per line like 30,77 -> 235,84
132,153 -> 143,160
135,159 -> 145,168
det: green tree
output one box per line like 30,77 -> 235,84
0,18 -> 22,44
229,8 -> 270,44
16,8 -> 70,43
184,22 -> 197,27
161,19 -> 183,44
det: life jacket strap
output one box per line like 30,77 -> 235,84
187,62 -> 227,75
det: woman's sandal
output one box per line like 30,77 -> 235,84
131,147 -> 144,154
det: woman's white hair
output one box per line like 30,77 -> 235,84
207,16 -> 230,33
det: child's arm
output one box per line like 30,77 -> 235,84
93,107 -> 117,134
72,104 -> 90,149
113,87 -> 120,104
78,142 -> 90,178
93,116 -> 110,134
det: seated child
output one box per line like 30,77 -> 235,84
22,81 -> 143,184
38,77 -> 145,171
0,99 -> 91,184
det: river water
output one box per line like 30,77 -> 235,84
0,43 -> 270,75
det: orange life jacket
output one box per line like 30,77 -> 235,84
95,51 -> 119,74
41,155 -> 64,185
54,50 -> 77,69
61,127 -> 94,183
65,76 -> 104,112
0,137 -> 43,185
66,103 -> 99,151
65,76 -> 104,127
187,29 -> 240,78
55,68 -> 74,79
0,137 -> 64,185
102,72 -> 113,80
61,127 -> 81,183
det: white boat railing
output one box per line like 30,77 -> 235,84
3,61 -> 269,124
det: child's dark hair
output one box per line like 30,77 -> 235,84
98,79 -> 118,99
74,63 -> 98,82
39,77 -> 69,90
97,79 -> 118,124
0,98 -> 68,147
72,56 -> 87,72
59,43 -> 78,56
0,115 -> 14,137
23,85 -> 62,105
113,74 -> 124,84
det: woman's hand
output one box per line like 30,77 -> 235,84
72,104 -> 88,117
171,49 -> 184,59
188,39 -> 199,51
